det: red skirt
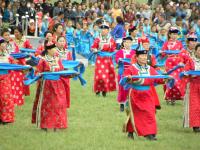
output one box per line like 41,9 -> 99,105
0,74 -> 15,123
93,56 -> 116,92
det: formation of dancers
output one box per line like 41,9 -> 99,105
0,0 -> 200,142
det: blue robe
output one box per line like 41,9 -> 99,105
74,29 -> 81,54
79,30 -> 92,58
66,27 -> 75,50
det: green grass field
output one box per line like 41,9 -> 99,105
0,66 -> 200,150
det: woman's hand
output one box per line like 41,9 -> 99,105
127,76 -> 133,84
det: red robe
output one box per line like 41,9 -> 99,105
131,53 -> 161,108
57,49 -> 72,108
13,37 -> 33,105
162,40 -> 190,100
0,56 -> 15,123
36,45 -> 44,56
4,39 -> 25,106
32,56 -> 68,129
91,36 -> 117,93
123,64 -> 164,136
183,56 -> 200,128
115,49 -> 135,104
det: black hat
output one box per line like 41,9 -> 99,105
136,50 -> 148,55
95,18 -> 103,25
123,36 -> 133,41
129,26 -> 137,33
187,34 -> 198,42
0,38 -> 5,44
159,13 -> 166,19
169,27 -> 179,34
45,43 -> 56,49
100,24 -> 109,29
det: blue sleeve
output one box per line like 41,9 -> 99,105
110,25 -> 119,37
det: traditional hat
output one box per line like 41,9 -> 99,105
0,38 -> 5,44
136,50 -> 148,55
123,36 -> 133,41
129,26 -> 137,33
169,26 -> 179,33
187,34 -> 198,42
45,42 -> 56,49
100,21 -> 109,29
139,37 -> 149,43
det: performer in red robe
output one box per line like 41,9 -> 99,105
183,43 -> 200,132
36,31 -> 54,56
0,39 -> 15,124
32,42 -> 68,130
123,50 -> 165,140
162,27 -> 190,104
186,34 -> 198,57
1,28 -> 25,106
131,37 -> 161,109
115,36 -> 135,111
13,26 -> 33,105
56,36 -> 72,108
52,23 -> 65,43
91,23 -> 117,97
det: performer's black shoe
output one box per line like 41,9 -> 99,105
41,128 -> 47,132
96,92 -> 100,96
120,104 -> 124,112
144,134 -> 157,141
1,122 -> 13,125
102,91 -> 107,97
171,100 -> 175,105
127,132 -> 134,139
156,106 -> 161,110
193,127 -> 200,133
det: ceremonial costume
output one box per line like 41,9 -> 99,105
32,54 -> 68,129
131,38 -> 161,109
116,49 -> 135,104
123,60 -> 164,139
12,37 -> 33,105
183,48 -> 200,131
57,48 -> 72,108
162,27 -> 190,101
91,32 -> 117,94
0,40 -> 14,123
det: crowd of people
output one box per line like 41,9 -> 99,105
0,0 -> 200,142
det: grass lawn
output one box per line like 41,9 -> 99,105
0,66 -> 200,150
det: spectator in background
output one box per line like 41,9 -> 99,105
2,2 -> 13,23
41,0 -> 53,18
157,13 -> 171,32
39,12 -> 51,37
193,18 -> 200,42
184,3 -> 192,20
49,11 -> 64,31
176,2 -> 187,19
111,1 -> 123,21
53,0 -> 64,17
64,3 -> 76,22
28,19 -> 39,36
97,4 -> 106,18
143,18 -> 151,35
28,2 -> 36,20
75,4 -> 84,23
17,0 -> 29,21
12,0 -> 20,17
111,16 -> 125,50
124,7 -> 135,24
141,4 -> 152,20
0,0 -> 6,18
